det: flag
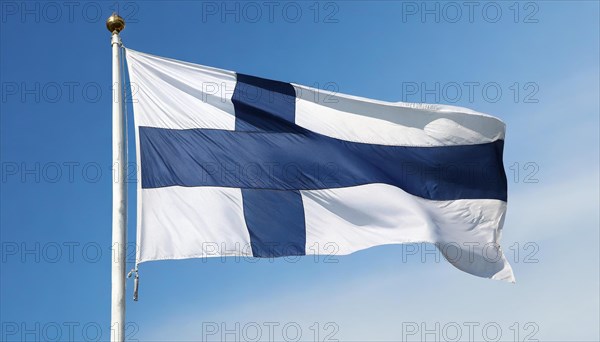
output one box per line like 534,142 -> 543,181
125,48 -> 514,282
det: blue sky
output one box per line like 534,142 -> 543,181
1,1 -> 599,341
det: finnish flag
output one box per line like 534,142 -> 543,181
125,49 -> 514,282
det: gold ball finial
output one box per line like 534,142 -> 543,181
106,13 -> 125,34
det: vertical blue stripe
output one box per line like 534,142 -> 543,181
233,73 -> 298,132
241,189 -> 306,257
233,73 -> 306,257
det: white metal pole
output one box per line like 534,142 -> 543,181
107,13 -> 126,342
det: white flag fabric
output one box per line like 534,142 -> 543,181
125,48 -> 514,282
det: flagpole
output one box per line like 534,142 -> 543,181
107,13 -> 127,342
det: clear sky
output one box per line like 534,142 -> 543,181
1,1 -> 599,341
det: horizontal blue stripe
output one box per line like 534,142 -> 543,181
139,127 -> 507,201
